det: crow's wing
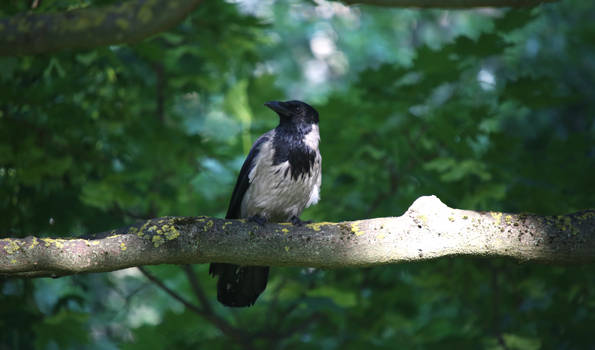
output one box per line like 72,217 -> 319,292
225,134 -> 270,219
215,134 -> 271,307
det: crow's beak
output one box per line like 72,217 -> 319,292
265,101 -> 291,116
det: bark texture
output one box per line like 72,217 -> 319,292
341,0 -> 557,7
0,0 -> 203,56
1,196 -> 594,278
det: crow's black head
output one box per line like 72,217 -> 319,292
265,100 -> 319,125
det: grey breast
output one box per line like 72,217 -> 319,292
241,128 -> 321,222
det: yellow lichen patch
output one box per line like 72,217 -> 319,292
307,222 -> 333,232
29,237 -> 39,249
203,220 -> 214,232
417,215 -> 428,225
578,211 -> 595,220
120,242 -> 127,251
448,216 -> 455,222
137,220 -> 153,237
505,215 -> 513,224
554,215 -> 573,233
152,235 -> 164,248
4,240 -> 20,254
284,246 -> 290,252
491,212 -> 502,225
11,259 -> 17,264
163,224 -> 180,241
34,237 -> 67,249
53,239 -> 65,249
281,228 -> 289,234
128,227 -> 138,235
351,221 -> 365,236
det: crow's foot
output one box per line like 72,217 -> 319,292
248,215 -> 267,227
290,216 -> 311,226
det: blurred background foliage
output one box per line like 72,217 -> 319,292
1,0 -> 594,349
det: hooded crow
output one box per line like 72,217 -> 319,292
209,100 -> 322,307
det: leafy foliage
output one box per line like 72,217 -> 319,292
1,0 -> 595,349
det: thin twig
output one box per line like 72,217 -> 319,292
491,265 -> 510,350
182,265 -> 213,313
138,266 -> 253,349
137,266 -> 204,314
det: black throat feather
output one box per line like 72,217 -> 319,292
272,122 -> 317,180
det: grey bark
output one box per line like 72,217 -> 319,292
1,196 -> 594,278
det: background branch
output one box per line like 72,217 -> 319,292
137,266 -> 203,314
0,0 -> 557,57
138,266 -> 250,346
182,264 -> 213,313
0,0 -> 203,56
340,0 -> 557,7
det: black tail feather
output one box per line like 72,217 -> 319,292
209,263 -> 269,307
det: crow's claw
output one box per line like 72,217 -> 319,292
248,215 -> 267,227
290,216 -> 311,226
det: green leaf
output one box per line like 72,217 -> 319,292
33,310 -> 89,349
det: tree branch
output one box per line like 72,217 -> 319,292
181,264 -> 213,313
340,0 -> 557,7
1,196 -> 594,278
137,266 -> 203,314
0,0 -> 203,56
0,0 -> 557,57
138,266 -> 250,346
